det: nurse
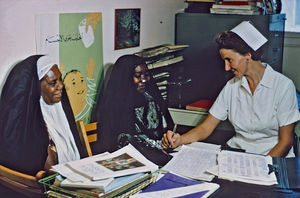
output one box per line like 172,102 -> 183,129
162,21 -> 300,157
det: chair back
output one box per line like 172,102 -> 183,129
76,120 -> 98,156
0,165 -> 46,197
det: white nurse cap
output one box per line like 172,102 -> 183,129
37,55 -> 57,80
231,21 -> 268,51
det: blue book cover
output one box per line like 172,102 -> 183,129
141,172 -> 209,198
104,172 -> 145,193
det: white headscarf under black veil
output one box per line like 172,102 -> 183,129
38,55 -> 80,164
0,55 -> 86,176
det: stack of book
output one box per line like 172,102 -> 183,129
184,0 -> 215,13
221,0 -> 252,5
210,0 -> 262,15
46,144 -> 159,198
185,99 -> 214,112
135,44 -> 189,101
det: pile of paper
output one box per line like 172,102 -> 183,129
162,142 -> 221,181
52,144 -> 158,195
163,142 -> 278,186
217,150 -> 278,185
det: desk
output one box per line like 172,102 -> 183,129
210,178 -> 300,198
210,156 -> 300,198
38,157 -> 300,198
210,179 -> 300,198
168,108 -> 300,197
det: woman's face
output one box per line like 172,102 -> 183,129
40,65 -> 64,105
219,48 -> 250,79
133,64 -> 150,93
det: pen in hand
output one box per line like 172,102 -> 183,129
165,123 -> 178,152
172,123 -> 178,138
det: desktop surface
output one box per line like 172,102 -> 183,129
211,177 -> 300,198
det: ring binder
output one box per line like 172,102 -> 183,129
268,164 -> 278,175
272,157 -> 291,190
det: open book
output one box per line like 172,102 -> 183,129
52,152 -> 111,182
66,144 -> 158,181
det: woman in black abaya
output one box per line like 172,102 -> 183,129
92,54 -> 174,166
0,55 -> 86,176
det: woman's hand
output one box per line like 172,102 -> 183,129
161,130 -> 181,151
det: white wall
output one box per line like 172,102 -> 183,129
0,0 -> 185,91
1,0 -> 298,92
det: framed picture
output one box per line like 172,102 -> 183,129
115,8 -> 141,50
263,0 -> 281,14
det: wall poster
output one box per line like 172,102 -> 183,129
36,12 -> 104,124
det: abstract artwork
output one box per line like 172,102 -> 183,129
115,8 -> 141,50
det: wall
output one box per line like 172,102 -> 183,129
1,0 -> 299,92
0,0 -> 185,92
283,32 -> 300,91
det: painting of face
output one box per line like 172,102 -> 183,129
133,65 -> 150,94
40,65 -> 63,105
63,70 -> 87,116
219,48 -> 249,79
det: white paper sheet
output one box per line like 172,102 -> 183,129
174,141 -> 221,152
35,14 -> 59,62
162,145 -> 218,181
52,163 -> 89,182
218,150 -> 277,185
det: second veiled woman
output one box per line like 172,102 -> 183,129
92,54 -> 174,166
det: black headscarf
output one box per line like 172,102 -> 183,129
0,55 -> 86,176
92,54 -> 173,154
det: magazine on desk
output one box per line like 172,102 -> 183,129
66,144 -> 158,181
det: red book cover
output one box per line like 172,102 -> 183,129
222,1 -> 249,5
186,100 -> 214,112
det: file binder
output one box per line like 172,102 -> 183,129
273,157 -> 300,190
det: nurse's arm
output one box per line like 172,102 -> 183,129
268,123 -> 295,157
179,114 -> 221,145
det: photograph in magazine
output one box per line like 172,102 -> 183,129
97,153 -> 145,171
